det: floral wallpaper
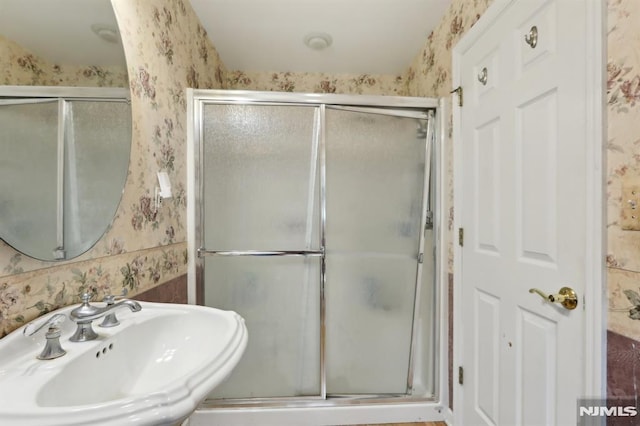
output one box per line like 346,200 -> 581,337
404,0 -> 492,99
0,35 -> 130,278
606,0 -> 640,338
0,247 -> 185,333
0,0 -> 410,338
0,0 -> 225,337
226,70 -> 405,95
0,35 -> 128,87
401,0 -> 640,402
605,0 -> 640,398
405,0 -> 493,277
0,0 -> 636,406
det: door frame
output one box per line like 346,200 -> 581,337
451,0 -> 606,423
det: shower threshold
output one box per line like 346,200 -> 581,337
192,395 -> 446,426
200,394 -> 437,409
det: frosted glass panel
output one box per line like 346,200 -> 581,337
64,100 -> 131,257
0,101 -> 58,259
202,104 -> 319,250
325,110 -> 425,394
325,255 -> 417,394
325,110 -> 425,254
205,256 -> 321,398
198,100 -> 431,400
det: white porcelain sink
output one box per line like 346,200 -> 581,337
0,301 -> 247,426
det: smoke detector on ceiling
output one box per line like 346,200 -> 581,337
304,32 -> 333,50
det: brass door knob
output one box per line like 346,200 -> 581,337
529,287 -> 578,310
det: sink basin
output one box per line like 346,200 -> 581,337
0,301 -> 247,426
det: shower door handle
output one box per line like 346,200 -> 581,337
529,286 -> 578,310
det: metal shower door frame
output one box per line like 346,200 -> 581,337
188,89 -> 440,406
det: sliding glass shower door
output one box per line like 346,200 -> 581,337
324,108 -> 426,395
195,94 -> 435,402
201,104 -> 321,398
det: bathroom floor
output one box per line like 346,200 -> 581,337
358,423 -> 446,426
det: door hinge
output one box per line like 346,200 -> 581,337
418,253 -> 424,264
458,228 -> 464,246
451,86 -> 463,107
458,366 -> 464,385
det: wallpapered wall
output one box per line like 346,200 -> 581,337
226,70 -> 405,95
0,0 -> 412,337
401,0 -> 640,401
604,0 -> 640,398
0,0 -> 226,336
0,35 -> 129,280
0,35 -> 128,87
605,0 -> 640,340
0,0 -> 637,403
404,0 -> 493,277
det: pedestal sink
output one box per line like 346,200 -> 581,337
0,301 -> 248,426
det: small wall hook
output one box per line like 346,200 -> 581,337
478,67 -> 488,85
525,26 -> 538,48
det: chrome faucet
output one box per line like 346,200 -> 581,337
23,313 -> 67,360
69,293 -> 141,342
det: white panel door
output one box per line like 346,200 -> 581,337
456,0 -> 599,425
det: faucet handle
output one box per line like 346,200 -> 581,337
103,288 -> 128,305
72,293 -> 100,319
80,292 -> 95,304
23,314 -> 67,360
23,313 -> 66,337
100,289 -> 131,328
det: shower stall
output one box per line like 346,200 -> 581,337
187,90 -> 446,424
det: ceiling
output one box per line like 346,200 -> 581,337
0,0 -> 126,68
0,0 -> 452,76
191,0 -> 452,75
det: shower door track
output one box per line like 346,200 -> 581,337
199,394 -> 436,410
191,90 -> 440,407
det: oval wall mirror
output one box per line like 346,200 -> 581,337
0,0 -> 131,261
